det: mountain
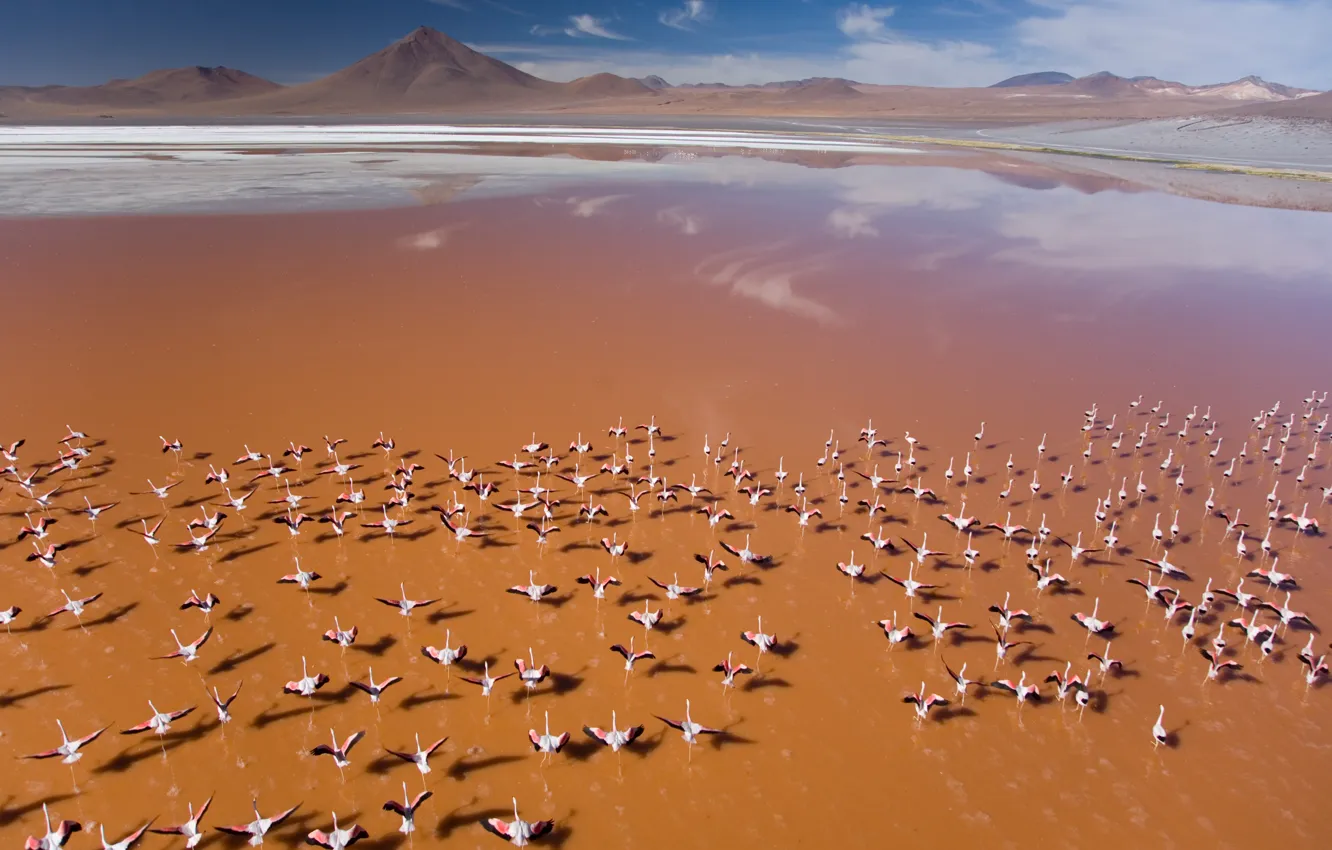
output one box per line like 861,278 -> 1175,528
0,65 -> 279,110
1193,75 -> 1319,101
1056,71 -> 1318,101
781,79 -> 862,99
1228,90 -> 1332,119
565,73 -> 653,98
1063,71 -> 1146,96
257,25 -> 557,109
109,66 -> 282,101
0,27 -> 1323,121
991,72 -> 1075,88
762,77 -> 862,90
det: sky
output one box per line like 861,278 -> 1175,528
0,0 -> 1328,90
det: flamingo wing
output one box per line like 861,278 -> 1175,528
529,820 -> 555,838
583,726 -> 609,743
121,717 -> 159,735
481,819 -> 514,839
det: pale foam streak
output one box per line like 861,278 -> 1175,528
0,125 -> 921,156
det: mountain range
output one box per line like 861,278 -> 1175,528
0,26 -> 1325,121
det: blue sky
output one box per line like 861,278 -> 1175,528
1,0 -> 1328,89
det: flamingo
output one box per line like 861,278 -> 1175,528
902,681 -> 950,721
386,733 -> 449,776
304,814 -> 368,850
150,797 -> 212,849
528,711 -> 571,763
24,804 -> 82,850
655,699 -> 721,760
216,800 -> 300,847
481,798 -> 554,846
383,783 -> 432,836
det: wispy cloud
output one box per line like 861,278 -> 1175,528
426,0 -> 469,9
836,4 -> 895,38
482,0 -> 529,14
565,14 -> 632,40
500,0 -> 1332,91
660,0 -> 712,30
567,194 -> 628,217
693,243 -> 840,325
657,206 -> 703,234
397,223 -> 467,251
826,207 -> 878,238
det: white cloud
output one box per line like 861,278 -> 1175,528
836,4 -> 895,38
567,193 -> 627,217
1014,0 -> 1332,87
427,0 -> 469,8
397,223 -> 466,250
658,205 -> 703,234
826,207 -> 878,238
660,0 -> 712,30
493,0 -> 1331,91
566,14 -> 631,40
693,244 -> 840,324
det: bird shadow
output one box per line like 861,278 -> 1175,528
71,560 -> 112,578
435,805 -> 510,840
310,683 -> 358,705
399,689 -> 461,711
456,652 -> 503,675
709,721 -> 758,749
616,590 -> 657,608
220,542 -> 278,563
446,753 -> 523,781
350,635 -> 397,657
723,574 -> 762,588
250,701 -> 334,730
0,793 -> 76,828
561,738 -> 601,763
79,601 -> 139,630
96,721 -> 214,774
646,659 -> 696,678
364,753 -> 406,776
426,605 -> 474,625
769,638 -> 800,659
742,674 -> 791,692
625,551 -> 654,565
223,604 -> 254,623
308,580 -> 349,597
0,683 -> 70,708
627,729 -> 666,758
543,670 -> 586,699
270,812 -> 331,849
933,705 -> 977,724
539,592 -> 575,610
209,642 -> 276,675
1012,645 -> 1059,667
656,617 -> 686,635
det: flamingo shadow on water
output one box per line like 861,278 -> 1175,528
209,642 -> 276,675
398,690 -> 460,712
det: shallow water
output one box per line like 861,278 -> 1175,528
1,149 -> 1330,850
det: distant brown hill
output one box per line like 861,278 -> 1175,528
0,65 -> 279,112
565,73 -> 653,98
781,79 -> 862,100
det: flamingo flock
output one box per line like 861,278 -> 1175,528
3,394 -> 1331,846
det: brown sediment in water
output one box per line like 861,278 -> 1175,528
0,187 -> 1330,850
